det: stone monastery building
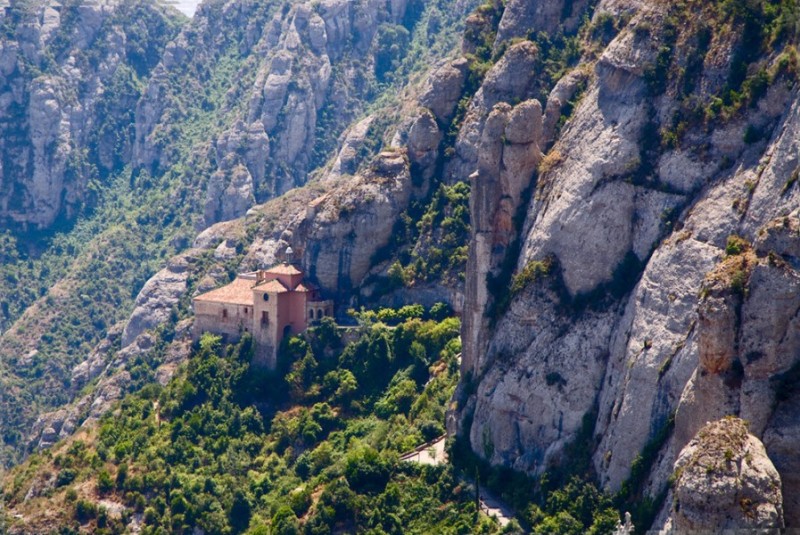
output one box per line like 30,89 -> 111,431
193,260 -> 333,368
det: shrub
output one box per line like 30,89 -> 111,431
387,261 -> 407,288
538,150 -> 564,175
419,420 -> 445,442
375,378 -> 418,417
374,23 -> 411,81
743,124 -> 762,144
533,511 -> 584,535
229,489 -> 252,533
428,301 -> 452,321
725,235 -> 749,256
344,445 -> 394,493
511,257 -> 553,295
783,166 -> 800,194
271,505 -> 301,535
97,469 -> 113,494
398,304 -> 425,321
75,499 -> 97,522
115,463 -> 128,489
56,468 -> 77,488
730,269 -> 749,295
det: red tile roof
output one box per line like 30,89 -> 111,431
266,264 -> 303,276
194,277 -> 255,306
257,279 -> 289,293
194,265 -> 307,305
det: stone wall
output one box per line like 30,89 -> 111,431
193,301 -> 251,343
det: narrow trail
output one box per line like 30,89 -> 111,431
400,436 -> 515,528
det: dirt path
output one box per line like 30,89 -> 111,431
399,435 -> 448,465
400,436 -> 515,528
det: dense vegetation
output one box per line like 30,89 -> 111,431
4,0 -> 798,532
3,310 -> 502,533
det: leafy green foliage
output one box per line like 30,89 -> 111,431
2,310 -> 485,533
510,258 -> 553,295
650,0 -> 799,151
369,181 -> 471,295
450,438 -> 621,535
725,234 -> 749,256
374,24 -> 412,82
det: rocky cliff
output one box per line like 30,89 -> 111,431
445,0 -> 800,530
0,0 -> 182,231
0,0 -> 477,471
3,0 -> 800,531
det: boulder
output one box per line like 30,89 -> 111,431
671,418 -> 784,532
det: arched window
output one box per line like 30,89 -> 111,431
309,309 -> 314,320
317,309 -> 323,319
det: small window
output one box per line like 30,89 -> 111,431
309,309 -> 314,319
263,293 -> 269,301
244,307 -> 248,314
261,311 -> 269,326
222,309 -> 228,319
317,309 -> 323,319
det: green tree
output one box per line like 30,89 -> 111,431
229,489 -> 252,533
271,505 -> 300,535
97,469 -> 113,494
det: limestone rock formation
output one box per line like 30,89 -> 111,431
133,0 -> 437,227
494,0 -> 590,45
328,116 -> 375,179
0,0 -> 181,231
419,58 -> 469,123
121,253 -> 193,348
669,418 -> 784,532
6,0 -> 800,532
447,1 -> 800,531
764,393 -> 800,528
299,149 -> 414,301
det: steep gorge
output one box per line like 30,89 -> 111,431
0,0 -> 182,231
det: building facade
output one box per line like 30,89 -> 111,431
193,264 -> 333,368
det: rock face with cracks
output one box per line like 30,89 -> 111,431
6,0 -> 800,532
669,418 -> 784,532
445,0 -> 800,531
0,0 -> 180,231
